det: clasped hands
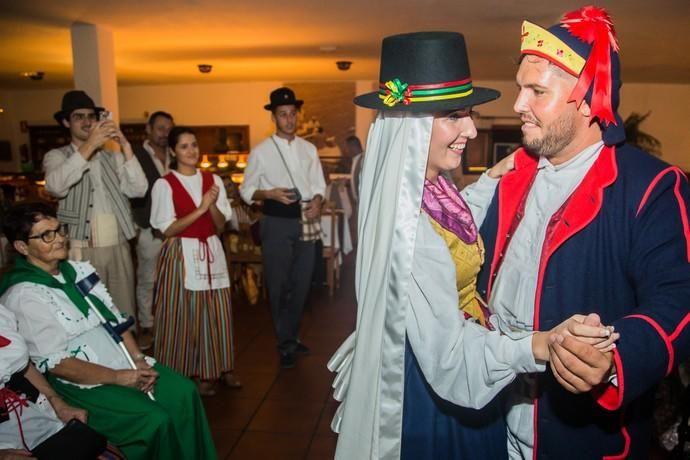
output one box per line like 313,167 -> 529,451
116,356 -> 159,393
533,313 -> 618,394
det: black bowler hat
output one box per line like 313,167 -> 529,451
264,87 -> 304,111
355,31 -> 499,112
53,90 -> 104,125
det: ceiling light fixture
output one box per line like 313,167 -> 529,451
21,71 -> 45,81
197,64 -> 213,74
336,61 -> 352,71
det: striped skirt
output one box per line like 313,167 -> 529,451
152,238 -> 235,380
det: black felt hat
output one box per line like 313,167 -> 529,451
355,31 -> 499,112
53,90 -> 104,125
264,87 -> 304,111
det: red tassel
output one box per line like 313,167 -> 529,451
561,6 -> 620,126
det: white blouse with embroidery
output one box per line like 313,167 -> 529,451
1,261 -> 132,388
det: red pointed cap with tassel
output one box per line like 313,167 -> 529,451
520,6 -> 625,145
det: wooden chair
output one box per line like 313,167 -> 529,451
321,202 -> 345,297
223,230 -> 264,303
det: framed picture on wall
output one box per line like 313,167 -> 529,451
491,125 -> 522,165
0,141 -> 11,162
462,130 -> 491,174
493,142 -> 521,164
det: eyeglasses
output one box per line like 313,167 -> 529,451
70,112 -> 98,122
27,223 -> 68,243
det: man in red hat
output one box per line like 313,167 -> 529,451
44,90 -> 147,324
240,87 -> 326,369
475,6 -> 690,458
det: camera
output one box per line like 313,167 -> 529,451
287,188 -> 302,202
98,110 -> 112,122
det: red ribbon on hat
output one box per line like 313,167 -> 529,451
561,6 -> 620,126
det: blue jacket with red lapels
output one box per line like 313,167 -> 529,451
477,144 -> 690,459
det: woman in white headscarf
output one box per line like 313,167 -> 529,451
327,32 -> 616,460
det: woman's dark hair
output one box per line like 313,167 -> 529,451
3,201 -> 57,243
167,126 -> 196,170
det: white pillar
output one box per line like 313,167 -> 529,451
70,22 -> 119,122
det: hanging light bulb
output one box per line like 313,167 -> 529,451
200,154 -> 212,169
217,154 -> 229,169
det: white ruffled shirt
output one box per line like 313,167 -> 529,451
150,170 -> 232,291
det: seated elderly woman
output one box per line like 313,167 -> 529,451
0,202 -> 217,460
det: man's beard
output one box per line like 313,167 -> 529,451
522,111 -> 577,159
152,138 -> 168,149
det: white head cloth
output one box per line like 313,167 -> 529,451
328,111 -> 432,459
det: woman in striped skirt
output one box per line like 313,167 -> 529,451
150,126 -> 240,396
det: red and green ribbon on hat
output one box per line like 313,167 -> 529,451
378,77 -> 474,107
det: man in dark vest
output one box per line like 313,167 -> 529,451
130,111 -> 174,350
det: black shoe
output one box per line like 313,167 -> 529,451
294,342 -> 310,354
280,352 -> 296,369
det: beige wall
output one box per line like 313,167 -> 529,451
1,79 -> 689,172
119,81 -> 282,147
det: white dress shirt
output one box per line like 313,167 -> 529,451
142,139 -> 171,176
490,141 -> 604,459
240,134 -> 326,204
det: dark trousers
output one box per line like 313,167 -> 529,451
260,216 -> 316,353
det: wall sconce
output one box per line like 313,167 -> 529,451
235,154 -> 247,169
197,64 -> 213,74
217,155 -> 229,169
22,71 -> 45,81
336,61 -> 352,71
230,173 -> 244,184
200,154 -> 212,169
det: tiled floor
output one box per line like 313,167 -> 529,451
205,253 -> 681,460
205,255 -> 356,459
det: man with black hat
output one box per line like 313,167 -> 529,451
473,6 -> 690,458
240,87 -> 326,368
43,90 -> 147,323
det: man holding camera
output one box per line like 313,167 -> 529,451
240,87 -> 326,368
43,90 -> 147,322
